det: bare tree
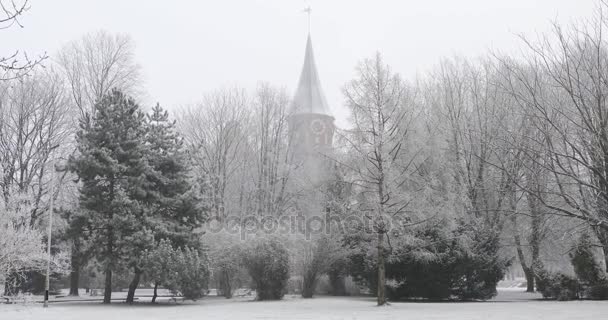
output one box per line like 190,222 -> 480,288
250,84 -> 292,216
0,0 -> 47,80
56,30 -> 141,122
179,88 -> 249,221
426,56 -> 546,291
496,4 -> 608,268
342,53 -> 419,306
0,70 -> 71,222
0,70 -> 71,294
429,57 -> 518,228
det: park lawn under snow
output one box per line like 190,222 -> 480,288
1,290 -> 607,320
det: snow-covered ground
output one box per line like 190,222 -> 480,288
1,290 -> 606,320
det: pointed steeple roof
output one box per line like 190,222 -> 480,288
291,35 -> 332,116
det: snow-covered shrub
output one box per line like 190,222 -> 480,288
350,223 -> 510,301
0,192 -> 45,283
299,236 -> 344,298
535,266 -> 580,301
205,232 -> 246,299
243,237 -> 290,300
143,239 -> 180,302
0,191 -> 69,291
534,233 -> 608,301
345,232 -> 378,296
142,240 -> 210,301
569,233 -> 608,300
451,225 -> 510,300
172,246 -> 210,300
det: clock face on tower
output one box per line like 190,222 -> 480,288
309,119 -> 326,135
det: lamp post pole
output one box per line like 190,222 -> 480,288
43,160 -> 55,308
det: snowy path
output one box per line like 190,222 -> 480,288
1,291 -> 607,320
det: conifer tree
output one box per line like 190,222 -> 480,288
125,103 -> 208,303
69,89 -> 151,304
145,103 -> 206,247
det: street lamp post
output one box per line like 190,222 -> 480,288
43,159 -> 56,308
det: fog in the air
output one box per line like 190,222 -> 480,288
3,0 -> 597,127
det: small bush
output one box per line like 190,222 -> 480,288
535,266 -> 580,301
570,233 -> 608,300
243,237 -> 290,300
570,233 -> 604,284
144,241 -> 210,301
368,224 -> 510,301
173,247 -> 210,300
588,280 -> 608,300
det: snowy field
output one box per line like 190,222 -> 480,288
1,290 -> 607,320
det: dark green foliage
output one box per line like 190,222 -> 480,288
344,232 -> 378,296
389,224 -> 509,301
68,91 -> 207,303
145,104 -> 207,247
534,234 -> 608,301
243,238 -> 290,300
59,207 -> 94,296
121,103 -> 207,302
570,233 -> 604,284
211,244 -> 243,298
68,89 -> 152,302
451,224 -> 510,300
535,266 -> 580,301
172,246 -> 210,300
587,281 -> 608,300
144,239 -> 179,293
348,223 -> 510,301
328,257 -> 349,296
144,239 -> 210,301
569,233 -> 608,300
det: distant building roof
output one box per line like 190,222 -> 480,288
291,35 -> 332,116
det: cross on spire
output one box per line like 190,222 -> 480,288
303,5 -> 311,33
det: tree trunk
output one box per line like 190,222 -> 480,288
220,269 -> 232,299
377,231 -> 386,306
523,268 -> 535,292
126,269 -> 141,304
103,268 -> 112,304
513,216 -> 534,292
302,272 -> 317,298
69,265 -> 80,296
512,189 -> 537,293
527,177 -> 543,290
104,203 -> 114,304
596,229 -> 608,272
329,272 -> 347,296
152,282 -> 159,304
528,214 -> 541,292
69,246 -> 80,296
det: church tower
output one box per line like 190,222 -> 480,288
289,35 -> 335,163
288,32 -> 335,218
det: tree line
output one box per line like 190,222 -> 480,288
3,0 -> 608,304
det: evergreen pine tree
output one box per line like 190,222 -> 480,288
69,89 -> 151,304
144,103 -> 206,247
124,103 -> 208,303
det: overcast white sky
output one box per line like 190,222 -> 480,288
2,0 -> 600,126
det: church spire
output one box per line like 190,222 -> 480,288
291,35 -> 332,116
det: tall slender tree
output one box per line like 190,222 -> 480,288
69,89 -> 150,304
125,103 -> 207,303
342,53 -> 419,305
